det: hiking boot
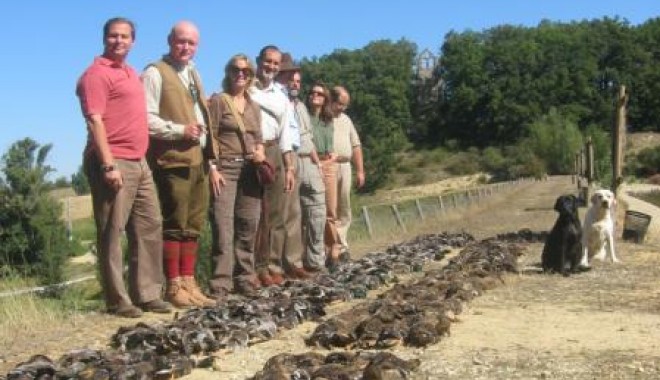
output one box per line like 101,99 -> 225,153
165,278 -> 196,309
137,299 -> 172,314
181,276 -> 216,307
258,271 -> 274,287
269,271 -> 285,285
109,304 -> 143,318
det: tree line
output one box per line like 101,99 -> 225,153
297,16 -> 660,189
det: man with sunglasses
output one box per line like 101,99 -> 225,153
142,21 -> 220,308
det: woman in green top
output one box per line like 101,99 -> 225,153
306,81 -> 341,269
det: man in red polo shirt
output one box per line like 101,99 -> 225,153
76,17 -> 170,318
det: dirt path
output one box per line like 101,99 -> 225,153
3,176 -> 660,379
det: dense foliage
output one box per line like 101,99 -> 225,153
425,17 -> 659,147
296,17 -> 660,189
301,39 -> 416,191
0,138 -> 70,284
71,164 -> 90,195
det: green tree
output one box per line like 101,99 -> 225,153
523,108 -> 584,175
71,164 -> 90,195
0,138 -> 70,284
301,39 -> 416,191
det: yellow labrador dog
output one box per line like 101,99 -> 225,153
579,189 -> 619,267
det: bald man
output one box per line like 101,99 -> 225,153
142,21 -> 220,307
330,86 -> 365,258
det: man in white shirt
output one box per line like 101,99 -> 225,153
250,45 -> 302,285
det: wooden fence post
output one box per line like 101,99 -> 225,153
391,204 -> 407,233
415,199 -> 425,220
437,195 -> 444,213
362,206 -> 373,239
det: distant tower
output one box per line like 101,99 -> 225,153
415,48 -> 437,80
413,49 -> 442,102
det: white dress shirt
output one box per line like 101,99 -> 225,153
249,81 -> 299,152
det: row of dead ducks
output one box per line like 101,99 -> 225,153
4,230 -> 546,380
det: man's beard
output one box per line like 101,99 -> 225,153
261,71 -> 275,82
289,89 -> 299,98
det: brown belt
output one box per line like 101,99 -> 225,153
298,153 -> 312,158
264,139 -> 279,147
336,156 -> 351,163
318,153 -> 332,161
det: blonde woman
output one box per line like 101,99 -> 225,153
208,54 -> 265,300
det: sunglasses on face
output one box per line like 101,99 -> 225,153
230,66 -> 252,77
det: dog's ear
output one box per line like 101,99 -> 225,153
590,192 -> 599,205
554,196 -> 564,212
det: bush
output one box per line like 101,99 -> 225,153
0,138 -> 76,285
444,148 -> 482,175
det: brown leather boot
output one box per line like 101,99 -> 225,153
165,278 -> 195,309
181,276 -> 216,307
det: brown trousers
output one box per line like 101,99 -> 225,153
85,156 -> 163,310
321,160 -> 341,259
209,160 -> 261,292
255,144 -> 303,274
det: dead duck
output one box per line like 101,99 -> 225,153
7,355 -> 55,380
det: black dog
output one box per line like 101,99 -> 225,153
542,194 -> 582,276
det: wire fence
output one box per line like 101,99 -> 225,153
4,179 -> 532,298
348,179 -> 530,243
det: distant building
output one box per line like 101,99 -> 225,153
413,49 -> 443,103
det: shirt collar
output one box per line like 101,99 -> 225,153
96,56 -> 126,69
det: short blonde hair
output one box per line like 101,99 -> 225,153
221,54 -> 255,93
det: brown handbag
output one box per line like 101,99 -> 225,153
221,94 -> 275,185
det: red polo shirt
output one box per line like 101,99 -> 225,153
76,56 -> 148,159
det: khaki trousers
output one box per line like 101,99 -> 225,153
85,156 -> 163,310
336,162 -> 353,252
209,160 -> 261,292
298,156 -> 326,270
255,145 -> 303,274
321,160 -> 341,258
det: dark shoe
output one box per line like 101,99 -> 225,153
235,282 -> 258,297
138,299 -> 172,314
110,304 -> 143,318
339,250 -> 351,262
210,288 -> 230,304
326,256 -> 340,273
287,267 -> 313,279
304,266 -> 325,274
258,271 -> 275,287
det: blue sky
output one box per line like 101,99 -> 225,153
2,1 -> 659,178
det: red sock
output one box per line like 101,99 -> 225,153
163,240 -> 181,280
180,239 -> 198,276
